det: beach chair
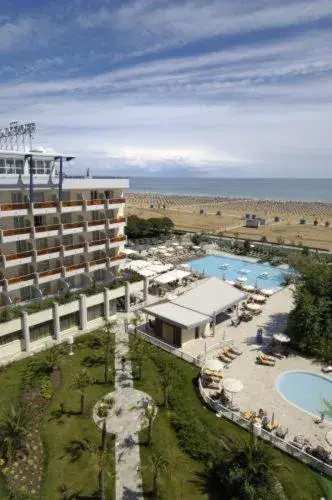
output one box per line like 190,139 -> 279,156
223,348 -> 237,360
217,351 -> 232,363
229,345 -> 243,356
322,366 -> 332,373
204,369 -> 224,379
260,353 -> 277,363
257,355 -> 275,366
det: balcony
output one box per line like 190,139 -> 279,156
88,238 -> 107,252
109,253 -> 126,267
35,223 -> 60,239
36,246 -> 62,262
0,202 -> 29,218
6,273 -> 36,291
1,226 -> 31,243
86,219 -> 107,233
88,257 -> 108,272
108,197 -> 126,208
108,217 -> 126,230
63,241 -> 85,258
62,221 -> 85,235
32,201 -> 58,215
38,267 -> 64,284
86,199 -> 106,212
109,235 -> 126,248
65,262 -> 87,278
3,250 -> 34,268
61,200 -> 84,214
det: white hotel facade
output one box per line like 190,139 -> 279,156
0,148 -> 128,306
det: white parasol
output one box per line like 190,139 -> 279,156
236,276 -> 247,283
226,280 -> 235,286
273,333 -> 290,343
246,303 -> 262,312
251,294 -> 266,303
205,358 -> 224,371
242,285 -> 255,292
223,378 -> 244,401
260,288 -> 275,296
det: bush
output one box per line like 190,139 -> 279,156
23,359 -> 52,386
39,376 -> 54,400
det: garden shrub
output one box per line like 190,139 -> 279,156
39,376 -> 54,401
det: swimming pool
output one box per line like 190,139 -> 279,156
276,371 -> 332,421
188,254 -> 285,290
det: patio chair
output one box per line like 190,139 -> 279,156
260,353 -> 277,363
257,355 -> 275,366
229,345 -> 243,356
204,369 -> 223,379
223,347 -> 237,360
217,351 -> 232,363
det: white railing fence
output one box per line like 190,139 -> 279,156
198,376 -> 332,477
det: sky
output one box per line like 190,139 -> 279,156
0,0 -> 332,178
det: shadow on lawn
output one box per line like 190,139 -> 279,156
81,354 -> 104,367
62,439 -> 87,463
48,404 -> 81,423
192,469 -> 221,500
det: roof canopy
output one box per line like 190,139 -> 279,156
173,277 -> 246,316
143,302 -> 208,329
153,269 -> 190,285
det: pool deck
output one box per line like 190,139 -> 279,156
182,286 -> 332,451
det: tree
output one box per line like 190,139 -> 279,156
101,320 -> 116,384
71,369 -> 93,415
83,437 -> 111,500
131,334 -> 146,380
0,406 -> 28,465
242,239 -> 251,254
209,441 -> 285,499
150,451 -> 168,497
160,361 -> 173,408
142,403 -> 157,447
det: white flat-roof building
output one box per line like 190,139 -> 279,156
0,146 -> 128,305
143,277 -> 246,347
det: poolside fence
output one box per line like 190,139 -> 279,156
198,376 -> 332,477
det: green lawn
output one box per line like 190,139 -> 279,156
130,338 -> 327,500
0,330 -> 115,499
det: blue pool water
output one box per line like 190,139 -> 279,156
276,371 -> 332,421
188,254 -> 285,290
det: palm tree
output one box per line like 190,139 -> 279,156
71,369 -> 93,415
0,405 -> 28,465
101,320 -> 116,384
131,334 -> 146,380
160,362 -> 173,408
150,451 -> 168,497
211,440 -> 285,499
83,437 -> 111,500
142,403 -> 157,447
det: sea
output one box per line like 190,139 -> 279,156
128,177 -> 332,203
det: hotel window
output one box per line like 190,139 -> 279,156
87,303 -> 104,322
0,158 -> 5,173
60,312 -> 79,331
44,160 -> 52,174
30,321 -> 54,342
0,330 -> 22,346
15,159 -> 24,174
6,158 -> 15,173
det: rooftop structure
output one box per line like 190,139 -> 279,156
0,134 -> 128,306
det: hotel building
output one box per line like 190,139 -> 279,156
0,147 -> 128,306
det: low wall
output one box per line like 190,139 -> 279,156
0,280 -> 145,365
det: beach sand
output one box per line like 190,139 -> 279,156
127,192 -> 332,251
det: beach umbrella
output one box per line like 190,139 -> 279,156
236,276 -> 247,283
251,294 -> 266,303
205,358 -> 224,371
273,333 -> 290,343
246,303 -> 262,312
223,378 -> 244,402
260,288 -> 275,297
242,285 -> 255,292
226,280 -> 235,286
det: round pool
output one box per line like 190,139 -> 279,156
276,371 -> 332,421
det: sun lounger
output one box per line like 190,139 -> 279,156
229,345 -> 243,356
260,353 -> 277,362
257,355 -> 275,366
217,350 -> 232,363
204,369 -> 223,379
322,366 -> 332,373
223,348 -> 237,360
205,381 -> 219,390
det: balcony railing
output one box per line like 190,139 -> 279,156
3,227 -> 31,237
7,273 -> 35,285
109,235 -> 126,243
0,202 -> 29,211
88,219 -> 106,227
34,201 -> 57,209
37,246 -> 62,256
110,253 -> 126,262
109,217 -> 126,224
89,238 -> 107,247
39,267 -> 63,278
89,258 -> 107,266
66,263 -> 86,272
5,250 -> 34,261
62,200 -> 84,207
64,242 -> 85,251
87,199 -> 104,206
109,198 -> 125,204
63,221 -> 84,230
35,224 -> 60,233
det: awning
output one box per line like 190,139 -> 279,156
153,269 -> 191,284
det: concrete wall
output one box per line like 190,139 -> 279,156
162,322 -> 174,344
181,327 -> 195,344
0,279 -> 146,365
